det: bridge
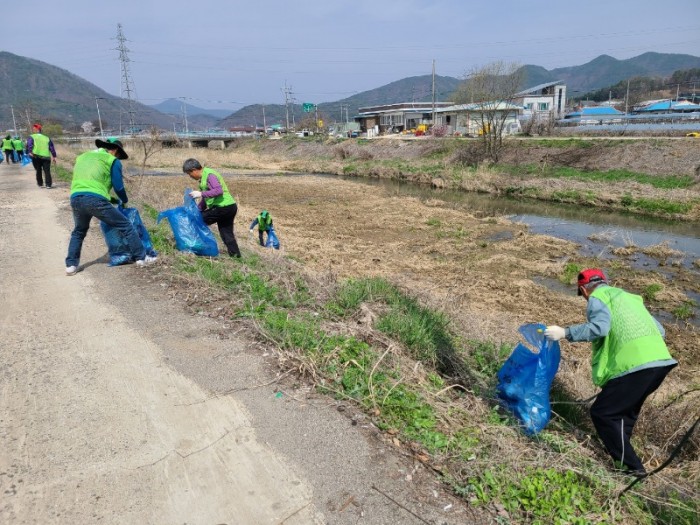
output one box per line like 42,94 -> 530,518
61,131 -> 263,150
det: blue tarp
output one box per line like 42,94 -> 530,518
157,189 -> 219,256
496,323 -> 561,435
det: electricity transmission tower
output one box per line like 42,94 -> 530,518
116,23 -> 137,133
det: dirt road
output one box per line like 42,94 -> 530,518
0,164 -> 476,524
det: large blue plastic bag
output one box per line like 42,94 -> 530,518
496,323 -> 561,435
100,206 -> 158,266
156,189 -> 219,256
265,225 -> 280,249
21,154 -> 31,166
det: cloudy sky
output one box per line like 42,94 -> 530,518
4,0 -> 700,110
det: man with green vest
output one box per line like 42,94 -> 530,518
544,269 -> 676,476
12,136 -> 25,161
26,123 -> 57,188
65,138 -> 156,276
182,158 -> 241,258
2,134 -> 15,164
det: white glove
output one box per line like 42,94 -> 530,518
249,229 -> 254,234
189,190 -> 202,199
544,326 -> 566,342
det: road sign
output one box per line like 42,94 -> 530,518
303,103 -> 315,113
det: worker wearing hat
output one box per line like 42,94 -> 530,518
65,138 -> 156,275
544,268 -> 677,476
26,123 -> 57,188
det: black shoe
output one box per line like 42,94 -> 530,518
230,254 -> 242,259
45,185 -> 52,189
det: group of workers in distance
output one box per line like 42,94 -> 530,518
4,123 -> 59,187
56,135 -> 675,479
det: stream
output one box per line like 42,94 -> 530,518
331,175 -> 700,325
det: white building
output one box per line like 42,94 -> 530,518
513,81 -> 567,121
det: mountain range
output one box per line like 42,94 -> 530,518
2,51 -> 699,131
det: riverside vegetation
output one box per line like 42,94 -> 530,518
54,136 -> 700,524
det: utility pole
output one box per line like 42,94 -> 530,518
431,59 -> 436,131
625,79 -> 630,115
10,105 -> 18,135
115,23 -> 137,133
262,105 -> 267,134
281,81 -> 293,132
95,97 -> 104,137
181,98 -> 189,134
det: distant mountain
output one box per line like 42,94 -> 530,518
219,75 -> 462,127
3,50 -> 700,132
519,52 -> 700,93
149,98 -> 232,120
0,51 -> 179,133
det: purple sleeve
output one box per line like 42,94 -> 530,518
49,139 -> 57,158
26,137 -> 34,153
202,175 -> 223,199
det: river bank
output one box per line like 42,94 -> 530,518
134,136 -> 700,221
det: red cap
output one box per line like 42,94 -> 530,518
577,268 -> 606,295
32,123 -> 42,131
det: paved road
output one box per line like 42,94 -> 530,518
0,162 -> 477,524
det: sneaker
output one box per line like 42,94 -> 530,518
45,185 -> 52,189
66,266 -> 78,276
135,255 -> 158,267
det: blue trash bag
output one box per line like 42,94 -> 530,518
156,189 -> 219,256
21,154 -> 31,166
100,205 -> 158,266
265,225 -> 280,249
12,151 -> 19,163
496,323 -> 561,435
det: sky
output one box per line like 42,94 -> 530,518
3,0 -> 700,111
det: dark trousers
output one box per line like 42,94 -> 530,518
66,194 -> 146,267
202,203 -> 241,257
590,364 -> 676,472
3,149 -> 13,163
32,156 -> 52,187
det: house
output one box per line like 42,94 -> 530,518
513,81 -> 567,121
434,102 -> 523,136
633,99 -> 700,113
562,106 -> 624,125
356,102 -> 453,133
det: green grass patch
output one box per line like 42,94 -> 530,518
560,262 -> 582,285
642,283 -> 663,302
620,195 -> 693,215
466,467 -> 606,524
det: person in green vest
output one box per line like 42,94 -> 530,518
544,268 -> 677,476
12,136 -> 24,162
65,138 -> 156,276
2,134 -> 15,164
182,158 -> 241,258
26,123 -> 57,188
248,210 -> 279,248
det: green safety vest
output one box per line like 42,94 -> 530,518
2,138 -> 13,150
12,139 -> 23,151
257,212 -> 272,231
31,133 -> 51,157
200,168 -> 235,208
70,149 -> 117,200
589,286 -> 672,386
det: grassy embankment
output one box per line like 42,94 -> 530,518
244,136 -> 700,221
53,155 -> 699,524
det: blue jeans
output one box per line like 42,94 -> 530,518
66,194 -> 146,267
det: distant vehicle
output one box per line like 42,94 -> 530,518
686,131 -> 700,137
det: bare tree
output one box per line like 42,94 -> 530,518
453,61 -> 523,161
